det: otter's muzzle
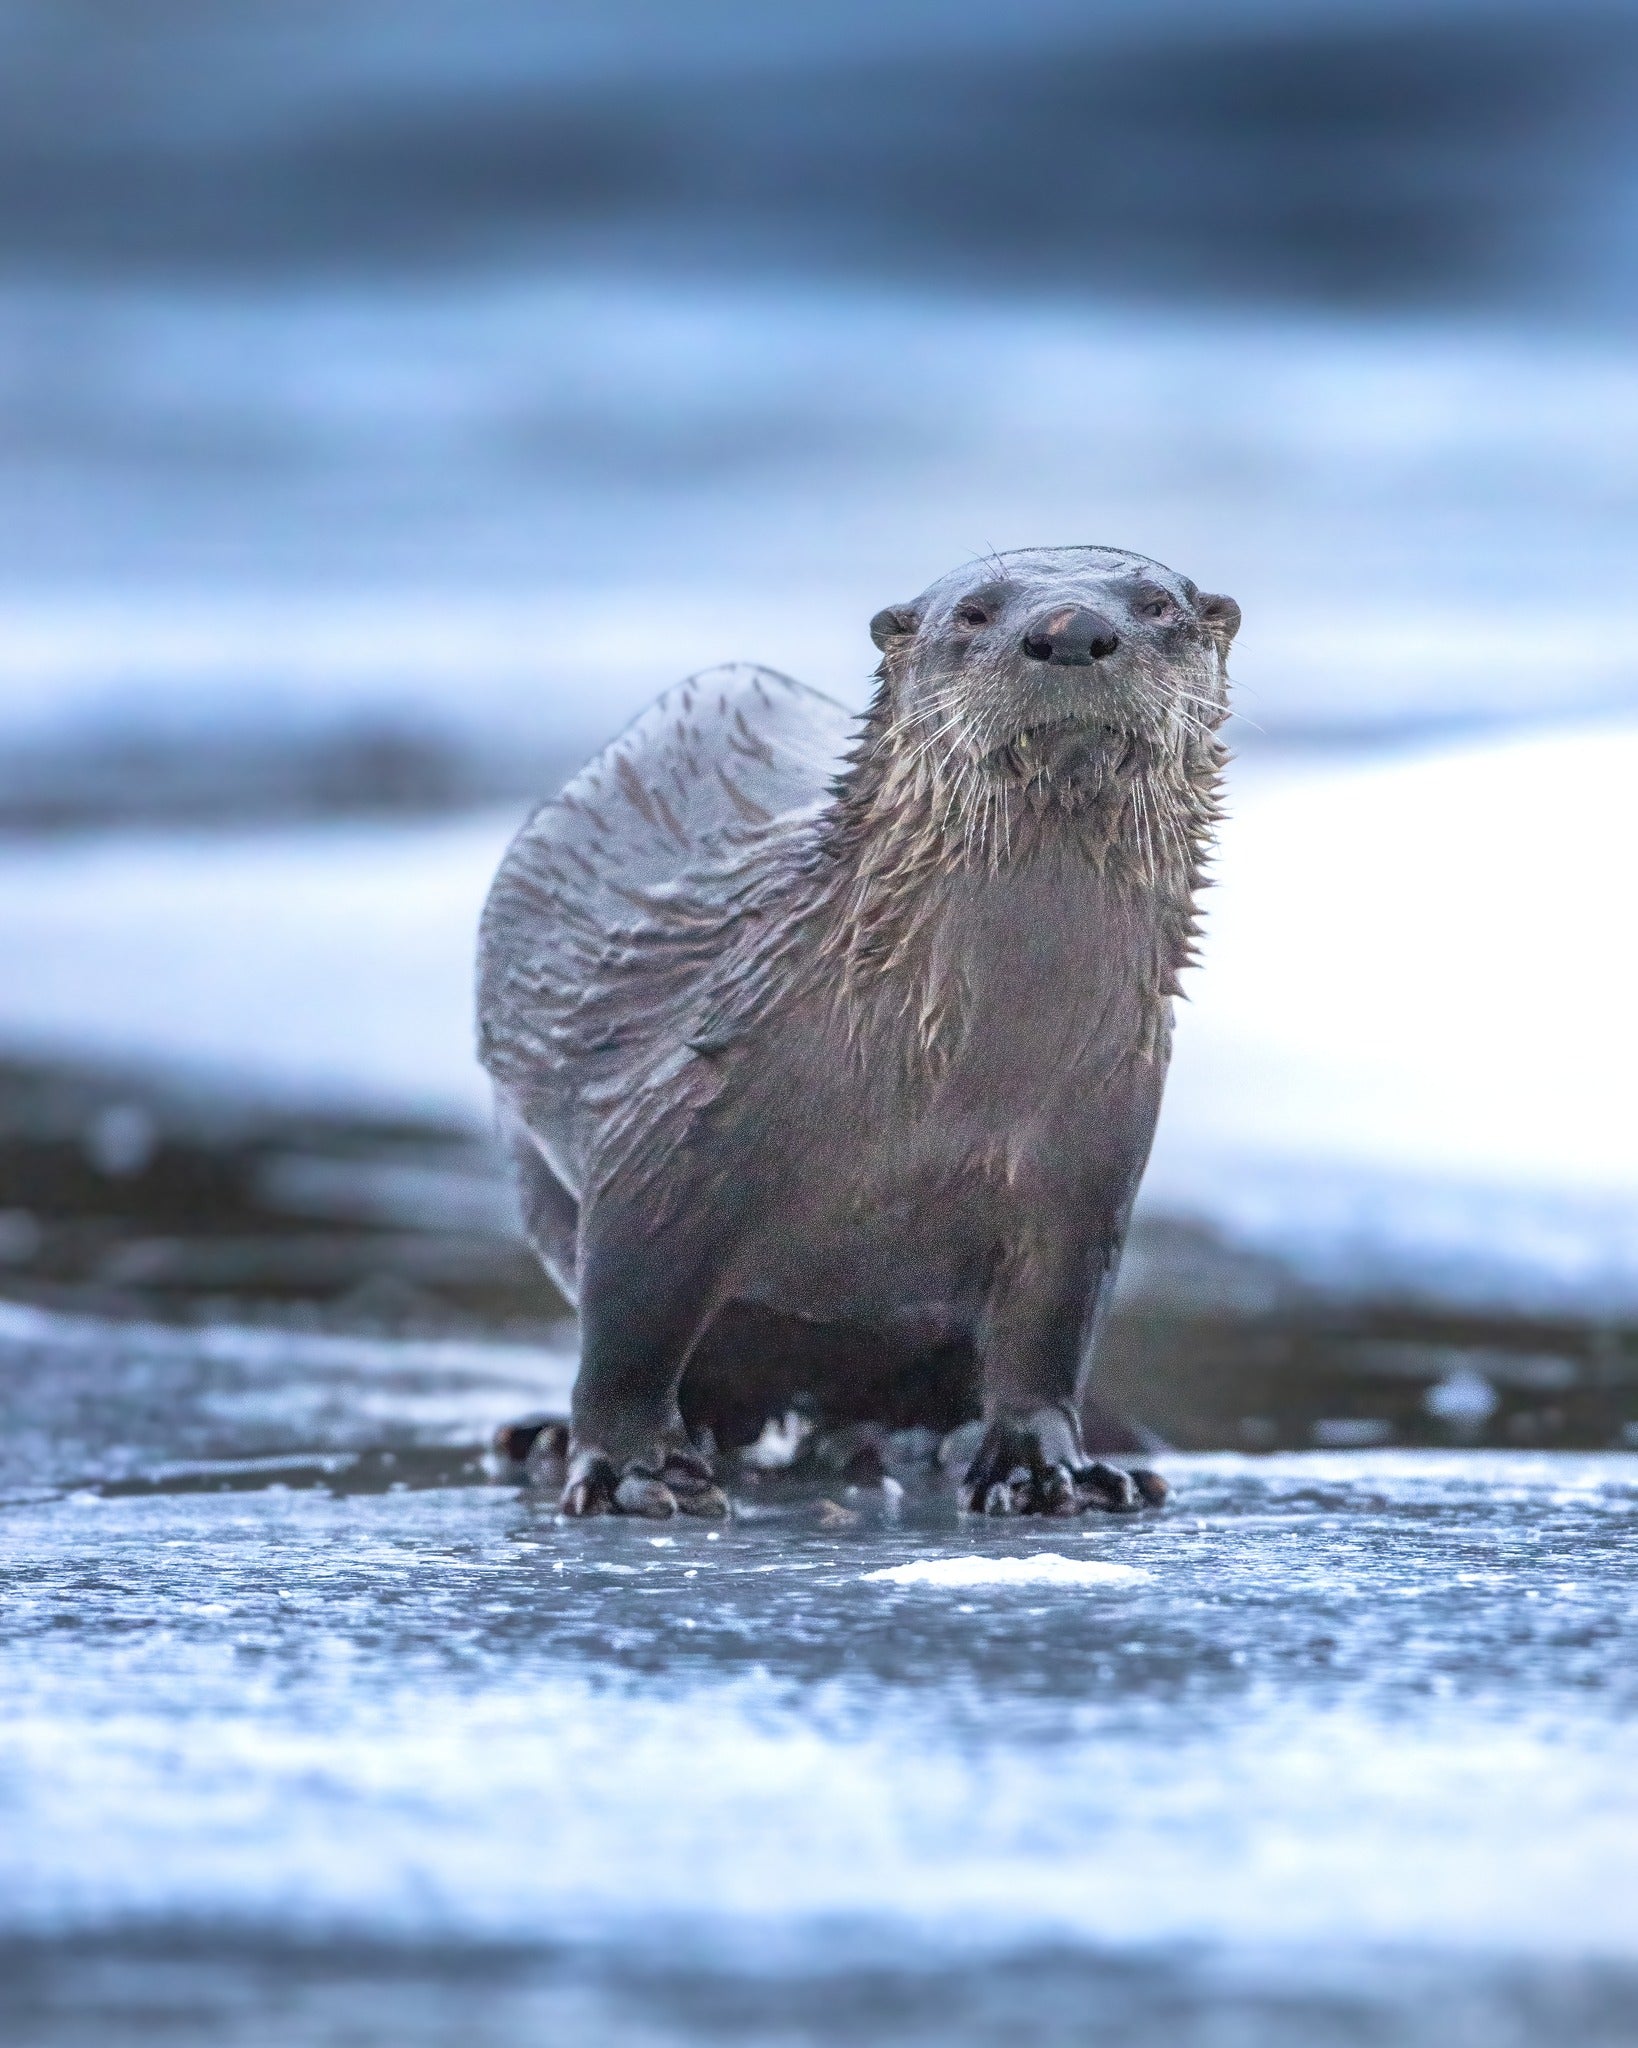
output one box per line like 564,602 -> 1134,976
1020,607 -> 1120,666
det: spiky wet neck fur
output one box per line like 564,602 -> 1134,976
818,668 -> 1226,1039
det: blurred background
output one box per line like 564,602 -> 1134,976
2,0 -> 1637,1450
6,12 -> 1638,2047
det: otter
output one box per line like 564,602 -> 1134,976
477,546 -> 1238,1518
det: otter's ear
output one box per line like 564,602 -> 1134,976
1196,593 -> 1241,646
868,604 -> 919,652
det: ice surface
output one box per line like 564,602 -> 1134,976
0,1294 -> 576,1499
2,1302 -> 1636,2045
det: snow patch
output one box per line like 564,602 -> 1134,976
864,1553 -> 1150,1589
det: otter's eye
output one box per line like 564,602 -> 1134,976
954,603 -> 989,629
1136,591 -> 1173,620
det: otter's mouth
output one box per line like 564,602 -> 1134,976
980,717 -> 1135,776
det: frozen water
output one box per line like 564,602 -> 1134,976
2,1304 -> 1636,2045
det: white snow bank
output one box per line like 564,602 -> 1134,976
0,812 -> 506,1116
1157,722 -> 1638,1196
863,1554 -> 1151,1588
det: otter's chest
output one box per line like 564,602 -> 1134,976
726,864 -> 1169,1321
736,1044 -> 1163,1332
840,853 -> 1167,1117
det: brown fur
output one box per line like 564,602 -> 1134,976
476,545 -> 1237,1515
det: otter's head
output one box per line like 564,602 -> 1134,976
868,545 -> 1239,783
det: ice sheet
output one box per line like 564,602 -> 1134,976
2,1419 -> 1635,2025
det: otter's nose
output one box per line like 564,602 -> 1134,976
1021,607 -> 1120,665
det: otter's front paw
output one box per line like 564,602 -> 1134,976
560,1444 -> 730,1521
960,1406 -> 1084,1517
960,1408 -> 1168,1517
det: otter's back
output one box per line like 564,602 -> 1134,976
478,663 -> 855,1185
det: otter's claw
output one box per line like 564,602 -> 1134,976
971,1461 -> 1080,1516
1073,1460 -> 1169,1513
961,1406 -> 1080,1516
561,1450 -> 618,1516
960,1408 -> 1167,1517
560,1445 -> 730,1520
1076,1460 -> 1138,1512
614,1472 -> 676,1518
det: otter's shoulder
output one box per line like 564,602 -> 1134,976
503,663 -> 852,904
554,663 -> 854,882
478,664 -> 854,1086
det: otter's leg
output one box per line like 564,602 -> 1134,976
560,1208 -> 729,1520
961,1242 -> 1164,1517
506,1125 -> 579,1300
